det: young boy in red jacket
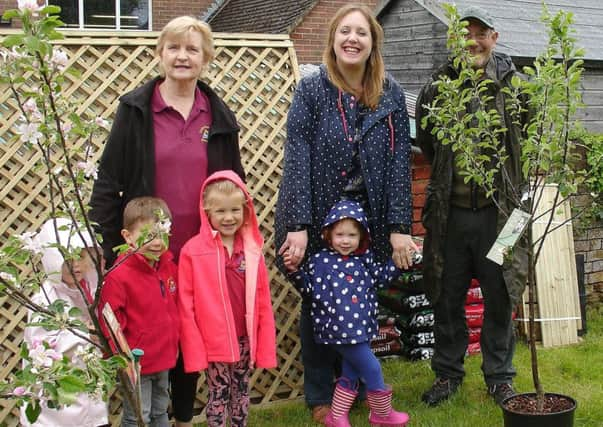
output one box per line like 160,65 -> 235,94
99,197 -> 180,427
178,170 -> 277,427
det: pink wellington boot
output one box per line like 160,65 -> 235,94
324,382 -> 358,427
367,387 -> 409,427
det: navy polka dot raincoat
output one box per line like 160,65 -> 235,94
289,200 -> 401,345
274,65 -> 412,269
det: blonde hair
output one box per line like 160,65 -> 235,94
156,16 -> 215,77
123,197 -> 172,231
322,4 -> 385,110
203,179 -> 246,213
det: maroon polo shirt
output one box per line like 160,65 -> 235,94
224,234 -> 247,337
152,81 -> 211,261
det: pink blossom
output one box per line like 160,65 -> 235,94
29,341 -> 61,367
61,122 -> 73,134
76,159 -> 98,180
23,99 -> 37,113
50,49 -> 69,72
94,117 -> 110,131
13,386 -> 27,396
22,99 -> 42,122
17,0 -> 43,15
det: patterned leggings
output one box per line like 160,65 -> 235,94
205,336 -> 251,427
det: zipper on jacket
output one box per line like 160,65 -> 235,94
159,278 -> 165,298
216,241 -> 237,360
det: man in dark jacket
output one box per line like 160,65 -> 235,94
416,6 -> 528,407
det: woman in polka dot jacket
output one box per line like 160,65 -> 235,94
285,200 -> 409,427
274,4 -> 417,425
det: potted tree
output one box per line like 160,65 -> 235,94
420,3 -> 601,426
0,4 -> 168,426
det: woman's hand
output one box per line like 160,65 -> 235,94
390,233 -> 419,270
278,230 -> 308,270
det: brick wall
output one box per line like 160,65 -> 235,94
411,152 -> 429,237
0,1 -> 212,30
291,0 -> 377,65
573,214 -> 603,304
0,0 -> 16,26
152,0 -> 212,31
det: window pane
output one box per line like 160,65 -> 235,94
121,0 -> 149,30
84,0 -> 116,29
50,0 -> 79,28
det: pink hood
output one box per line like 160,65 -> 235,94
198,170 -> 264,251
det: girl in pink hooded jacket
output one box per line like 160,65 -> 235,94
178,170 -> 276,427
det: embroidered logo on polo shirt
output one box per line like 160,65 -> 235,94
237,259 -> 246,273
168,277 -> 177,293
200,126 -> 209,144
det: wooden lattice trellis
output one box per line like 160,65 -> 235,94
0,30 -> 302,426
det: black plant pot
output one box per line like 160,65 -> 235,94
502,393 -> 577,427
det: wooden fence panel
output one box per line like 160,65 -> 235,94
0,30 -> 301,425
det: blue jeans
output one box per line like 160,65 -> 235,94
300,299 -> 337,407
122,370 -> 170,427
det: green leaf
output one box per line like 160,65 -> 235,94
41,5 -> 62,15
1,34 -> 25,48
25,400 -> 42,423
24,35 -> 41,52
2,9 -> 19,20
58,375 -> 86,394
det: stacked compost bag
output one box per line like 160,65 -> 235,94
372,251 -> 435,361
465,278 -> 484,356
371,258 -> 486,360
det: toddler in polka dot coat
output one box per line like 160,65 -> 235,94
285,200 -> 409,427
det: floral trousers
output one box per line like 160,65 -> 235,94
205,336 -> 251,427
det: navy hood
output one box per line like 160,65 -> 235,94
321,200 -> 371,254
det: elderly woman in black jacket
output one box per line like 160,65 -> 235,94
90,16 -> 244,427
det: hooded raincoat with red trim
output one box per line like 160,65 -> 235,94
178,170 -> 277,373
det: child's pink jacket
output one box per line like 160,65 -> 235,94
178,170 -> 277,372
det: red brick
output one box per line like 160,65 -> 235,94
412,222 -> 426,236
413,193 -> 425,208
412,179 -> 428,195
412,165 -> 431,180
413,207 -> 422,222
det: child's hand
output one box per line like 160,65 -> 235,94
283,250 -> 299,272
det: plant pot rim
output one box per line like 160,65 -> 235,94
502,392 -> 577,416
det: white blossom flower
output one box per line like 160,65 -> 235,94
156,218 -> 172,235
53,166 -> 63,175
22,99 -> 43,123
61,122 -> 73,134
0,271 -> 16,284
29,341 -> 61,368
9,47 -> 24,60
76,159 -> 98,179
23,98 -> 37,113
94,117 -> 110,131
17,0 -> 43,15
50,49 -> 68,72
15,122 -> 43,144
17,231 -> 43,254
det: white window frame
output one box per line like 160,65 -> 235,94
47,0 -> 153,30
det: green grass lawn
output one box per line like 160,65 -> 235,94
239,305 -> 603,426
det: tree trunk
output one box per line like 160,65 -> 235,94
527,226 -> 545,411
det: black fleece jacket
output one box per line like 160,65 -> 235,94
90,77 -> 245,265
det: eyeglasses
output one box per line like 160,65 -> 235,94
465,30 -> 492,41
